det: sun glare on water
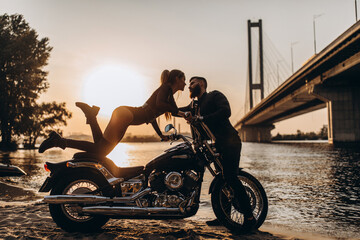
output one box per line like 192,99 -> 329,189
106,143 -> 134,167
82,64 -> 149,117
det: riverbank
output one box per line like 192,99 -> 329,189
0,202 -> 325,240
0,182 -> 344,240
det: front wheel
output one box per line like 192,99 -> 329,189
48,171 -> 110,232
211,169 -> 268,232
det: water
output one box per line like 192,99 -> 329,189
1,141 -> 359,239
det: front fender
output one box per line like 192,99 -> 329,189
208,174 -> 223,194
208,168 -> 244,194
38,167 -> 110,192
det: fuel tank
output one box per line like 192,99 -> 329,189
145,143 -> 199,173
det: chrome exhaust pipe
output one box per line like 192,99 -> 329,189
82,206 -> 181,216
44,188 -> 151,204
44,194 -> 108,204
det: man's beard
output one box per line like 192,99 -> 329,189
190,84 -> 201,98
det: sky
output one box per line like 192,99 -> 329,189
1,0 -> 358,137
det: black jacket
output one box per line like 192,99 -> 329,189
179,91 -> 239,142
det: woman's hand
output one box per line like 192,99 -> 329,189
160,135 -> 170,142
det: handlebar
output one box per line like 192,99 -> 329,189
160,133 -> 190,143
169,133 -> 188,142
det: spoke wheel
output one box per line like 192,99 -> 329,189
61,180 -> 99,222
211,170 -> 268,232
48,170 -> 110,232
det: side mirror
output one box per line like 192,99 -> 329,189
165,124 -> 174,132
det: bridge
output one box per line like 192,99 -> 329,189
235,20 -> 360,145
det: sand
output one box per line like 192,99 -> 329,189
0,202 -> 291,240
0,182 -> 337,240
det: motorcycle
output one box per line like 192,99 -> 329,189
39,114 -> 268,233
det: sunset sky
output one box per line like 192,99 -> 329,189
1,0 -> 358,137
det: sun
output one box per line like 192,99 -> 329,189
82,64 -> 149,117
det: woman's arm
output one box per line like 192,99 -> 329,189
176,103 -> 191,116
150,119 -> 169,141
150,119 -> 163,137
156,85 -> 179,115
176,111 -> 187,118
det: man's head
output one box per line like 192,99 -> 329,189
189,76 -> 207,98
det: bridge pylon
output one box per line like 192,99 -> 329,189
239,20 -> 274,143
247,19 -> 264,109
311,84 -> 360,146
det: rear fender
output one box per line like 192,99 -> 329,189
39,166 -> 112,192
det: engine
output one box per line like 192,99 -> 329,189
148,170 -> 200,207
153,193 -> 184,208
164,172 -> 183,190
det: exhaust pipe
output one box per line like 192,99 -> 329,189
82,206 -> 181,216
44,188 -> 151,204
44,194 -> 108,204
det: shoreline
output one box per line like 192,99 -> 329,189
0,182 -> 344,240
0,202 -> 297,240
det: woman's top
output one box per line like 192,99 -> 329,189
142,83 -> 179,121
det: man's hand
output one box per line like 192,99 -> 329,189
184,112 -> 203,123
184,111 -> 192,122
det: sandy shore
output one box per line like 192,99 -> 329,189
0,182 -> 340,240
0,202 -> 290,240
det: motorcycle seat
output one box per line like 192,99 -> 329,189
73,152 -> 144,180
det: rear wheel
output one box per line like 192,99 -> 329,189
211,170 -> 268,232
49,171 -> 110,232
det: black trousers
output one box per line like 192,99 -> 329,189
216,135 -> 253,218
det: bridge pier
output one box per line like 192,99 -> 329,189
238,124 -> 274,142
311,84 -> 360,146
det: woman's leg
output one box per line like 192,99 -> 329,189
88,117 -> 103,143
102,106 -> 133,143
65,106 -> 134,156
62,137 -> 114,156
39,106 -> 134,156
75,102 -> 103,142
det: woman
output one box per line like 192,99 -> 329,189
39,69 -> 187,156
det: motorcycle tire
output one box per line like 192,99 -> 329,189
48,171 -> 110,232
211,169 -> 268,233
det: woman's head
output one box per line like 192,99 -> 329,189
160,69 -> 186,92
160,69 -> 185,120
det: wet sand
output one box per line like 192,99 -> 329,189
0,202 -> 289,240
0,182 -> 341,240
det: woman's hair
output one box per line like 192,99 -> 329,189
160,69 -> 184,120
160,69 -> 184,85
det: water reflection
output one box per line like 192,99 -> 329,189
328,148 -> 360,226
106,144 -> 133,167
241,142 -> 360,238
1,153 -> 11,165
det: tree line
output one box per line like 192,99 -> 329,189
272,125 -> 328,141
0,14 -> 71,151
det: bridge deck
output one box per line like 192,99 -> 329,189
236,20 -> 360,128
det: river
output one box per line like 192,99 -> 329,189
1,141 -> 359,239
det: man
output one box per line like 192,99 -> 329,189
179,76 -> 256,231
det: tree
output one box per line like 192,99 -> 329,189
16,102 -> 72,149
0,14 -> 70,150
318,125 -> 328,140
